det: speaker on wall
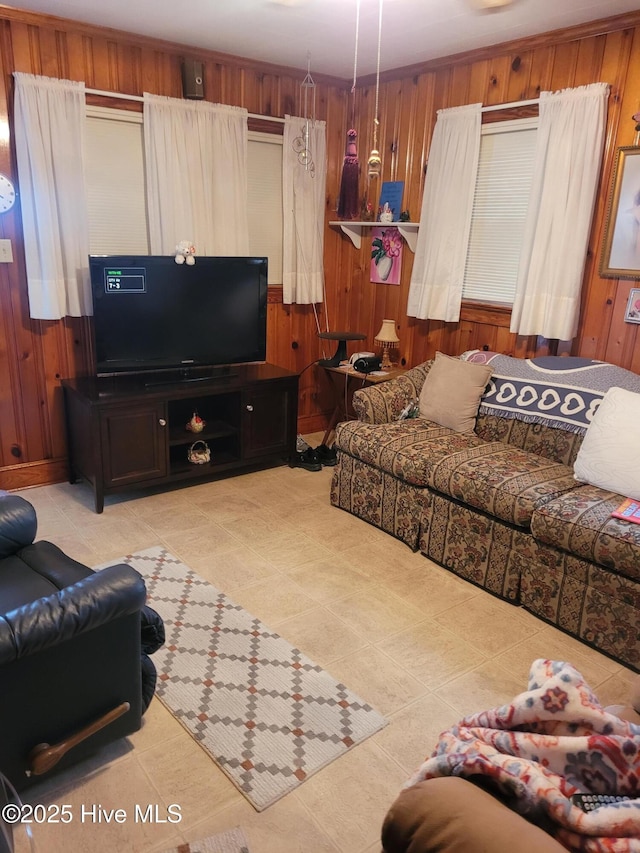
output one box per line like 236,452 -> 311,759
181,60 -> 204,100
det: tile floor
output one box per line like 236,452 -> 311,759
10,433 -> 637,853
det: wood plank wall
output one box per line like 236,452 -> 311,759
1,6 -> 640,489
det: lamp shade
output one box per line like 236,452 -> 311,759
375,319 -> 399,344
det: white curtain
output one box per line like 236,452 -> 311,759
143,94 -> 249,255
13,73 -> 91,319
510,83 -> 609,340
282,116 -> 327,304
407,104 -> 481,322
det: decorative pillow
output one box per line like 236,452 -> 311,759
573,386 -> 640,500
419,352 -> 493,433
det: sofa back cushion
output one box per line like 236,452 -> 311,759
475,414 -> 584,466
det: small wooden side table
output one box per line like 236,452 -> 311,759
318,364 -> 407,446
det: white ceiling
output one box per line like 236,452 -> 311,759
5,0 -> 640,78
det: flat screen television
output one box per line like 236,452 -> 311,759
89,255 -> 268,379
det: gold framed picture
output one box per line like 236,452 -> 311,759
600,146 -> 640,279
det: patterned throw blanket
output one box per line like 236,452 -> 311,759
461,351 -> 640,434
406,659 -> 640,852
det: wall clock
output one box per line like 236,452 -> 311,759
0,174 -> 16,213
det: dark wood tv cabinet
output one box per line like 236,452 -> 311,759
62,364 -> 299,513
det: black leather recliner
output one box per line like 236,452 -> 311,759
0,492 -> 164,791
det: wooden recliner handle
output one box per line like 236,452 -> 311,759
27,701 -> 130,777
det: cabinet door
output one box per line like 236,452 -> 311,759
100,402 -> 168,486
242,382 -> 296,459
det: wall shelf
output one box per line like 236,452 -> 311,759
329,220 -> 420,252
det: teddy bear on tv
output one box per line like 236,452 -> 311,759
174,240 -> 196,265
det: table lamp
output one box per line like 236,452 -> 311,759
375,319 -> 399,369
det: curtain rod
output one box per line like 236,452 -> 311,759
482,98 -> 539,113
84,87 -> 285,122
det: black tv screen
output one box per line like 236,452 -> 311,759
89,255 -> 268,377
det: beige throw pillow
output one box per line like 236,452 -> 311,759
419,352 -> 493,433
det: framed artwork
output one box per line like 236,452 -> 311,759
624,288 -> 640,323
600,146 -> 640,279
378,181 -> 404,221
370,226 -> 403,285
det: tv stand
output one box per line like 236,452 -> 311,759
62,363 -> 298,513
144,367 -> 238,390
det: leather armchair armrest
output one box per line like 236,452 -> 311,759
0,494 -> 37,559
0,564 -> 146,664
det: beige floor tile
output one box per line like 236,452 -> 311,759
249,529 -> 335,571
378,620 -> 488,689
22,755 -> 178,853
434,659 -> 530,716
495,625 -> 618,691
385,560 -> 481,615
180,490 -> 263,523
328,586 -> 428,643
159,523 -> 244,562
182,794 -> 340,853
75,518 -> 160,562
373,692 -> 461,774
294,740 -> 406,853
275,608 -> 369,667
219,511 -> 297,546
287,555 -> 373,603
591,669 -> 639,709
184,545 -> 280,591
10,466 -> 638,853
135,732 -> 243,823
126,697 -> 184,754
433,593 -> 541,657
229,575 -> 318,624
328,646 -> 428,716
338,540 -> 417,582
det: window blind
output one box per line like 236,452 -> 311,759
462,118 -> 537,304
85,107 -> 150,255
247,131 -> 283,285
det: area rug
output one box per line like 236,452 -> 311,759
113,546 -> 387,811
162,826 -> 250,853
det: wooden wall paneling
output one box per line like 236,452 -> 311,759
449,63 -> 471,107
548,40 -> 580,90
605,282 -> 639,367
504,50 -> 532,102
575,34 -> 608,87
466,59 -> 490,105
526,45 -> 555,97
575,27 -> 637,363
484,55 -> 512,106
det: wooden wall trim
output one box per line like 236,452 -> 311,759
366,10 -> 640,84
0,3 -> 348,88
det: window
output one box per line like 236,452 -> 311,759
85,108 -> 284,284
247,131 -> 283,284
462,117 -> 537,305
85,107 -> 149,254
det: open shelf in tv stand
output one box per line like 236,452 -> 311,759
62,363 -> 299,513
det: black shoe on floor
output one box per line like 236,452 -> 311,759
290,447 -> 322,472
316,444 -> 338,466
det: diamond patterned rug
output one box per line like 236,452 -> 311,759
116,546 -> 387,811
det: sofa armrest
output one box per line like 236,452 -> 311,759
0,494 -> 36,560
0,564 -> 147,665
353,362 -> 432,424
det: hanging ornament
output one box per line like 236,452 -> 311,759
338,129 -> 360,219
368,0 -> 384,182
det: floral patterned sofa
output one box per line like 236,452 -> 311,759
330,355 -> 640,671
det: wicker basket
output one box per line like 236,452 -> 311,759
187,440 -> 211,465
